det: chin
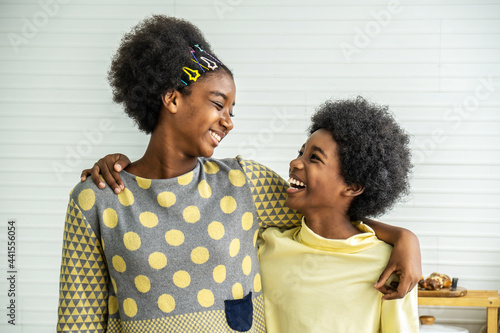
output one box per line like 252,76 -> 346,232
285,198 -> 301,212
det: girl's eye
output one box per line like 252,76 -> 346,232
297,150 -> 304,157
212,101 -> 223,110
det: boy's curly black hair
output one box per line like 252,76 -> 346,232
309,97 -> 412,220
108,15 -> 233,134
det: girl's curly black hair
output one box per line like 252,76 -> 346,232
309,97 -> 412,220
108,15 -> 233,134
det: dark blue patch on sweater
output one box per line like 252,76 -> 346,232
224,291 -> 253,331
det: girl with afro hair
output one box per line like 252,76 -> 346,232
61,15 -> 421,332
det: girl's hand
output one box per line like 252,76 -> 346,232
81,154 -> 131,194
374,229 -> 422,300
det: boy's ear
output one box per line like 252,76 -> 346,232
344,183 -> 365,197
162,90 -> 180,114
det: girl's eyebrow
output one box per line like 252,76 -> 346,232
209,91 -> 236,106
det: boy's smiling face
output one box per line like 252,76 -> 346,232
286,129 -> 358,217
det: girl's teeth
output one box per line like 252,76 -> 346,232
210,131 -> 221,142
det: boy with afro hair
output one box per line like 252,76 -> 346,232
258,97 -> 419,333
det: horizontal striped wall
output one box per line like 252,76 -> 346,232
0,1 -> 499,332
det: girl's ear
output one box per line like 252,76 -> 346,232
162,90 -> 180,114
344,183 -> 365,197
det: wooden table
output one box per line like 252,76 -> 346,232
418,290 -> 500,333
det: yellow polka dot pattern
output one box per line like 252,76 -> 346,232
112,255 -> 126,273
191,247 -> 209,264
158,294 -> 176,313
165,229 -> 184,246
118,188 -> 134,206
157,191 -> 176,208
220,196 -> 237,214
139,212 -> 158,228
229,239 -> 240,257
197,289 -> 215,308
123,232 -> 141,251
203,161 -> 219,174
173,270 -> 191,288
60,158 -> 274,330
254,273 -> 262,292
78,189 -> 95,211
108,296 -> 119,315
198,180 -> 212,199
207,221 -> 224,240
242,256 -> 252,275
213,265 -> 226,283
148,252 -> 167,270
232,283 -> 244,299
183,206 -> 200,223
134,275 -> 151,293
136,176 -> 151,189
228,169 -> 246,187
241,212 -> 253,231
123,298 -> 138,317
102,208 -> 118,228
177,171 -> 193,185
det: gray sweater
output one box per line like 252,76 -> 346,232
57,156 -> 301,333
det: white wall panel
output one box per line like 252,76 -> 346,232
0,1 -> 499,332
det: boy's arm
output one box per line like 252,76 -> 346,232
362,218 -> 422,300
58,198 -> 109,332
81,154 -> 131,194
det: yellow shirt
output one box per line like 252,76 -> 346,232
258,218 -> 419,333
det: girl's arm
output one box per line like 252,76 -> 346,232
362,218 -> 422,300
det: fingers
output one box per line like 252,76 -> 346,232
80,169 -> 91,182
99,158 -> 122,194
374,264 -> 395,289
89,163 -> 105,189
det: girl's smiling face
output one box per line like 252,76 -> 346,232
286,129 -> 358,217
168,71 -> 236,158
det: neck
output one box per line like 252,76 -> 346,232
303,208 -> 361,240
126,126 -> 198,179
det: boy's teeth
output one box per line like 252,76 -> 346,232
288,177 -> 306,188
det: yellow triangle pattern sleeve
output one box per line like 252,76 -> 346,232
57,198 -> 109,333
236,156 -> 302,229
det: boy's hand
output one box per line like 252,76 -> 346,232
374,229 -> 422,300
81,154 -> 131,194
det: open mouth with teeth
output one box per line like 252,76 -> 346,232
209,130 -> 222,145
288,177 -> 307,190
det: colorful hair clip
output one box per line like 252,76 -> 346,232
182,67 -> 200,82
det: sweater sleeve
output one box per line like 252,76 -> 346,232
57,197 -> 109,333
380,287 -> 419,333
236,156 -> 302,229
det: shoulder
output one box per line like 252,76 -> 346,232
261,226 -> 299,241
69,178 -> 115,211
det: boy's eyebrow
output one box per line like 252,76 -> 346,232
209,91 -> 236,106
311,145 -> 327,157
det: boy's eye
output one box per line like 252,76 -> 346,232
311,154 -> 320,160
